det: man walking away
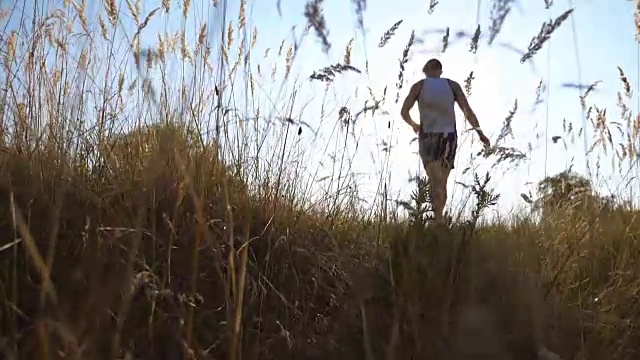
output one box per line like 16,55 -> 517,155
400,58 -> 490,225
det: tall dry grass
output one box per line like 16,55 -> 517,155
0,1 -> 639,360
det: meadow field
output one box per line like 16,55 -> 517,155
0,0 -> 639,359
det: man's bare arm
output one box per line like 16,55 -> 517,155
451,81 -> 484,133
400,81 -> 423,130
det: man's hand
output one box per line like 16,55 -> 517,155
411,122 -> 421,134
478,131 -> 491,148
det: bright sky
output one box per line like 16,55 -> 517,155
4,0 -> 640,216
239,0 -> 640,215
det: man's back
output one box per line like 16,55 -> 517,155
417,77 -> 457,134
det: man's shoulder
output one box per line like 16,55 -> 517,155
410,79 -> 424,92
444,78 -> 460,86
444,78 -> 463,92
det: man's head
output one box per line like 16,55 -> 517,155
422,58 -> 443,77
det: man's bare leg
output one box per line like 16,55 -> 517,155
426,161 -> 451,224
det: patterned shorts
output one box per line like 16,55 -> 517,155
418,132 -> 458,169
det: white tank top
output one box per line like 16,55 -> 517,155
417,77 -> 457,133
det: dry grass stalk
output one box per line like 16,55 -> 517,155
162,0 -> 170,12
428,0 -> 439,14
521,8 -> 573,63
635,0 -> 640,41
197,24 -> 208,48
132,7 -> 161,42
352,0 -> 367,31
579,80 -> 601,110
0,8 -> 11,23
284,44 -> 294,78
617,66 -> 632,98
379,20 -> 403,48
98,15 -> 109,40
534,80 -> 544,104
395,30 -> 415,103
487,0 -> 514,45
442,27 -> 450,53
470,25 -> 481,54
180,30 -> 192,63
5,31 -> 16,65
227,21 -> 234,52
305,0 -> 331,54
309,63 -> 361,83
495,99 -> 518,147
238,0 -> 247,32
344,38 -> 354,65
125,0 -> 140,24
73,0 -> 89,34
182,0 -> 191,19
103,0 -> 118,26
464,71 -> 475,97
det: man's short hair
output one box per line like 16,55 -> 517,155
423,58 -> 443,72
